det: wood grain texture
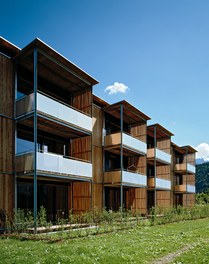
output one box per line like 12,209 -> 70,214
0,54 -> 14,215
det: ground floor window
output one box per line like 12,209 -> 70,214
105,187 -> 128,211
17,180 -> 68,222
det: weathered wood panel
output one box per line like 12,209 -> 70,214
183,174 -> 195,185
128,156 -> 146,175
156,191 -> 171,208
130,123 -> 146,142
183,153 -> 195,165
72,88 -> 92,115
0,54 -> 14,116
104,171 -> 120,184
157,165 -> 170,180
183,194 -> 195,207
92,146 -> 103,183
0,54 -> 14,216
128,188 -> 147,214
92,104 -> 103,147
104,133 -> 121,147
72,135 -> 91,162
157,139 -> 171,154
92,183 -> 103,209
72,182 -> 91,213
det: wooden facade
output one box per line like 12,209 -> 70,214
172,144 -> 196,207
92,104 -> 103,209
0,53 -> 15,216
0,37 -> 197,222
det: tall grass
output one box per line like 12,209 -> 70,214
1,204 -> 209,239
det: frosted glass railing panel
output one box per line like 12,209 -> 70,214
156,178 -> 171,190
187,185 -> 196,193
122,171 -> 147,187
187,164 -> 195,174
15,94 -> 34,117
156,148 -> 171,164
37,93 -> 92,132
37,152 -> 92,178
122,133 -> 146,154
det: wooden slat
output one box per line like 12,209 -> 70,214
72,182 -> 91,213
0,54 -> 14,216
72,136 -> 91,162
72,88 -> 92,115
157,165 -> 171,180
156,191 -> 171,208
92,104 -> 103,147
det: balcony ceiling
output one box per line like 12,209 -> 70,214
147,123 -> 174,139
18,115 -> 88,139
0,36 -> 20,57
104,146 -> 143,157
13,38 -> 99,93
104,101 -> 150,124
172,142 -> 197,154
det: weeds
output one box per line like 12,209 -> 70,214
1,204 -> 209,241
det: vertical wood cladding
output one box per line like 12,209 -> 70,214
157,139 -> 171,154
128,188 -> 147,214
157,165 -> 171,180
92,104 -> 103,209
183,194 -> 195,207
183,153 -> 195,165
0,54 -> 14,116
72,182 -> 91,213
130,123 -> 146,142
92,183 -> 103,209
72,136 -> 91,162
128,156 -> 146,175
0,54 -> 14,215
72,88 -> 92,116
183,174 -> 195,185
156,191 -> 171,208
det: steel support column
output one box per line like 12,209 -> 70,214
14,62 -> 18,210
120,104 -> 123,213
185,146 -> 188,207
33,48 -> 38,233
154,126 -> 157,207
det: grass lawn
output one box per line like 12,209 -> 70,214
1,218 -> 209,264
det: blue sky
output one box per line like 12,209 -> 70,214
1,0 -> 209,159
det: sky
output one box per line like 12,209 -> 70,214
1,0 -> 209,160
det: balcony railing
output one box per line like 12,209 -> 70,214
105,132 -> 146,154
174,184 -> 196,193
16,151 -> 92,179
148,177 -> 171,190
147,148 -> 171,164
104,170 -> 147,187
175,163 -> 196,174
15,92 -> 92,132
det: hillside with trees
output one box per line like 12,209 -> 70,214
196,162 -> 209,193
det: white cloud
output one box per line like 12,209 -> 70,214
195,143 -> 209,161
105,82 -> 129,95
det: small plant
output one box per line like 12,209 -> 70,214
38,206 -> 47,227
12,208 -> 26,232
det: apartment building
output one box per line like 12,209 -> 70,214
0,37 -> 196,222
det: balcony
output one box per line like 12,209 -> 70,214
147,148 -> 171,164
105,132 -> 146,155
175,163 -> 196,174
16,152 -> 92,180
174,184 -> 196,193
104,170 -> 147,187
15,92 -> 92,132
147,177 -> 171,190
